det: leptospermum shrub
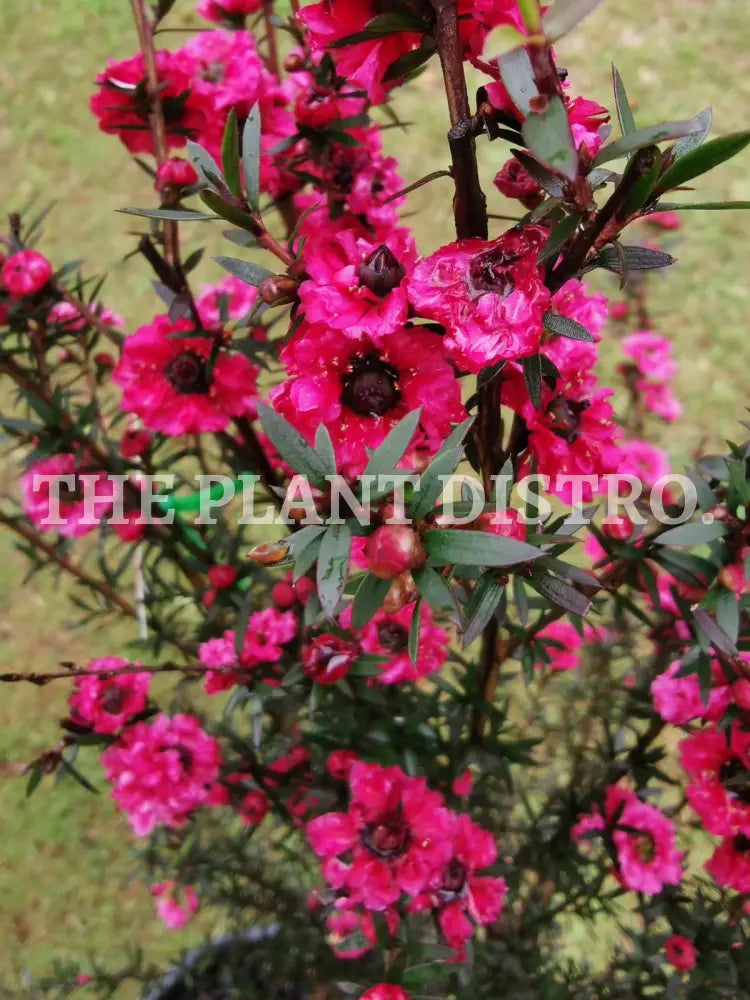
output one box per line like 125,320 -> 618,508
2,0 -> 750,996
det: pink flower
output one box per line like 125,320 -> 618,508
718,549 -> 750,596
196,0 -> 261,25
622,332 -> 677,382
195,274 -> 260,329
664,935 -> 696,972
500,367 -> 621,503
534,621 -> 582,672
494,158 -> 542,206
545,278 -> 608,380
650,660 -> 731,725
211,772 -> 269,826
1,250 -> 52,299
90,51 -> 207,154
327,750 -> 358,782
155,157 -> 198,191
297,1 -> 423,104
410,812 -> 507,951
112,314 -> 259,436
298,223 -> 416,341
69,657 -> 150,734
291,74 -> 367,131
47,300 -> 122,332
302,634 -> 360,685
680,725 -> 750,838
408,227 -> 550,372
198,607 -> 297,692
615,439 -> 671,490
639,380 -> 682,422
306,760 -> 455,910
566,96 -> 611,155
325,898 -> 399,959
452,769 -> 474,798
705,834 -> 750,893
101,714 -> 221,836
21,453 -> 115,538
151,881 -> 199,929
339,602 -> 448,685
609,300 -> 628,321
269,323 -> 464,478
360,987 -> 411,1000
646,210 -> 682,231
573,785 -> 682,895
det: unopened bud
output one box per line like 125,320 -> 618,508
246,540 -> 290,565
284,52 -> 305,73
382,571 -> 418,615
365,524 -> 425,579
259,275 -> 299,305
355,244 -> 406,298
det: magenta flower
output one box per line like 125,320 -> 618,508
705,834 -> 750,893
360,987 -> 411,1000
651,660 -> 731,725
151,881 -> 199,929
298,222 -> 416,341
112,314 -> 259,436
302,634 -> 360,685
339,602 -> 448,685
664,935 -> 697,972
680,725 -> 750,838
622,331 -> 677,382
410,812 -> 507,951
69,657 -> 150,735
195,0 -> 261,25
90,51 -> 207,154
21,453 -> 114,538
101,713 -> 221,836
269,323 -> 464,477
297,1 -> 422,105
408,227 -> 550,372
198,607 -> 297,692
1,250 -> 52,300
306,761 -> 455,911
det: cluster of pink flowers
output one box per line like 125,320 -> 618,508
621,331 -> 682,422
101,713 -> 221,836
572,783 -> 682,895
307,760 -> 506,955
198,606 -> 297,692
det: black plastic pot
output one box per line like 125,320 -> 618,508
139,925 -> 308,1000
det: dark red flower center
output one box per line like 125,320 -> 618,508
200,61 -> 225,83
546,396 -> 589,444
468,245 -> 526,299
361,811 -> 411,859
440,858 -> 467,898
734,833 -> 750,852
165,350 -> 210,395
377,622 -> 409,652
632,832 -> 656,864
99,686 -> 125,715
719,760 -> 750,805
341,352 -> 401,417
356,245 -> 406,298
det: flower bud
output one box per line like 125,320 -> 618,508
355,244 -> 406,298
155,158 -> 198,192
207,563 -> 236,589
382,571 -> 418,615
272,580 -> 297,609
301,634 -> 359,685
246,541 -> 289,565
120,428 -> 152,460
284,52 -> 305,73
259,275 -> 299,305
365,524 -> 425,579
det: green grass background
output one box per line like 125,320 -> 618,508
0,0 -> 749,984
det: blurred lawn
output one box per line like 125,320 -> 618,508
0,0 -> 749,984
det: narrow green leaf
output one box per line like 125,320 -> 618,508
715,590 -> 740,644
522,353 -> 543,409
314,424 -> 337,477
186,140 -> 225,191
622,147 -> 661,216
382,38 -> 436,82
655,521 -> 727,547
407,598 -> 422,666
436,416 -> 476,457
462,572 -> 505,648
242,104 -> 261,212
498,47 -> 538,115
363,407 -> 422,477
328,11 -> 425,47
591,244 -> 674,273
671,107 -> 712,158
200,190 -> 258,229
655,201 -> 750,211
412,565 -> 458,615
522,96 -> 578,181
543,0 -> 605,42
423,529 -> 543,567
511,149 -> 565,196
409,447 -> 462,522
351,573 -> 391,629
542,311 -> 595,342
214,256 -> 274,287
692,606 -> 738,658
594,117 -> 704,166
221,108 -> 241,199
222,229 -> 260,248
529,568 -> 592,616
656,130 -> 750,194
256,402 -> 330,486
537,211 -> 583,265
612,65 -> 635,137
117,207 -> 216,221
317,523 -> 352,619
